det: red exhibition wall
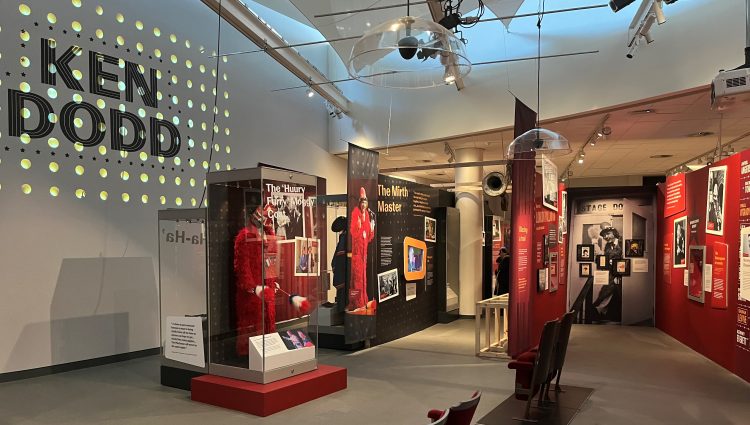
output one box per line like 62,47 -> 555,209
656,153 -> 750,383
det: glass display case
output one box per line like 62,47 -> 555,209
158,208 -> 208,390
207,167 -> 324,384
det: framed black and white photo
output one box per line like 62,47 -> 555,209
577,244 -> 595,262
674,216 -> 687,269
687,246 -> 705,303
705,165 -> 727,236
424,216 -> 437,243
625,239 -> 645,257
538,268 -> 549,292
561,191 -> 568,235
378,268 -> 400,303
492,216 -> 501,241
613,259 -> 631,276
596,255 -> 609,270
579,263 -> 593,277
542,157 -> 558,212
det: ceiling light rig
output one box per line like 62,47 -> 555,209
559,115 -> 610,179
621,0 -> 678,59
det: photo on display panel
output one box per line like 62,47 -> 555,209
577,244 -> 595,262
625,239 -> 645,257
270,191 -> 305,241
579,263 -> 593,277
542,157 -> 559,212
561,191 -> 568,234
424,216 -> 437,243
705,165 -> 727,236
613,259 -> 631,276
596,255 -> 609,270
687,246 -> 706,303
279,330 -> 314,350
673,216 -> 687,268
377,268 -> 400,303
492,216 -> 502,241
582,220 -> 623,259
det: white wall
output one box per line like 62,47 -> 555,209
330,0 -> 746,153
0,0 -> 345,374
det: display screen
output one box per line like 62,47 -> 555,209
407,246 -> 424,272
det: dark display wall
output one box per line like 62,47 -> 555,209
373,175 -> 445,345
656,154 -> 747,382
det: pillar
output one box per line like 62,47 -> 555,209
455,148 -> 484,315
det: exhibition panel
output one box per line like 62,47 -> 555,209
206,167 -> 322,384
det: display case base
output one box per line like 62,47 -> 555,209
313,326 -> 366,350
191,365 -> 347,416
161,365 -> 205,391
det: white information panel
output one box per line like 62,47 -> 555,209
248,331 -> 315,372
593,270 -> 609,286
165,316 -> 205,368
704,264 -> 713,293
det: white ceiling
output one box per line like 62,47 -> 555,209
361,86 -> 750,182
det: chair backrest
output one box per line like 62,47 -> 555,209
430,409 -> 450,425
445,391 -> 482,425
553,312 -> 575,372
529,320 -> 560,390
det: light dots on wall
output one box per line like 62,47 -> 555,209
169,34 -> 177,43
135,20 -> 144,31
20,82 -> 30,93
139,152 -> 148,161
19,4 -> 31,16
116,35 -> 125,46
116,13 -> 125,24
72,0 -> 82,8
47,88 -> 58,99
225,145 -> 231,154
137,108 -> 146,118
201,141 -> 207,150
22,184 -> 32,195
170,54 -> 177,64
186,79 -> 192,89
188,158 -> 195,168
224,110 -> 230,118
95,29 -> 104,39
74,142 -> 84,152
48,113 -> 58,124
188,119 -> 193,128
50,186 -> 60,197
20,107 -> 31,119
172,116 -> 179,125
185,39 -> 191,48
21,159 -> 31,170
96,98 -> 106,109
141,194 -> 149,204
136,42 -> 143,53
96,5 -> 103,15
185,59 -> 192,69
74,165 -> 85,176
49,162 -> 59,173
214,162 -> 221,171
160,196 -> 166,205
213,144 -> 220,152
191,198 -> 197,207
158,175 -> 165,184
20,133 -> 30,144
121,193 -> 130,202
199,64 -> 206,74
71,21 -> 82,32
99,168 -> 107,178
173,157 -> 181,166
100,190 -> 108,200
140,173 -> 149,183
98,145 -> 107,155
20,56 -> 31,68
72,69 -> 83,80
187,99 -> 193,108
200,83 -> 205,93
202,161 -> 209,170
120,170 -> 130,181
189,178 -> 196,187
75,188 -> 86,199
48,138 -> 59,149
20,30 -> 31,42
175,197 -> 182,206
174,176 -> 181,186
120,150 -> 129,159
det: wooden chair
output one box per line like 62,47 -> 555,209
427,391 -> 482,425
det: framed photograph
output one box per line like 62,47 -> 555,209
688,246 -> 706,303
542,157 -> 559,212
596,255 -> 609,270
538,268 -> 548,292
307,239 -> 320,276
625,239 -> 645,257
673,216 -> 687,268
557,219 -> 564,243
492,216 -> 501,241
293,237 -> 309,276
577,244 -> 595,262
377,268 -> 399,303
579,263 -> 593,277
705,165 -> 727,236
424,216 -> 437,243
613,259 -> 631,276
549,252 -> 558,276
543,234 -> 550,266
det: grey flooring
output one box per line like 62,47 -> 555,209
1,321 -> 749,424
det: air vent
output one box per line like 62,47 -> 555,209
727,76 -> 747,88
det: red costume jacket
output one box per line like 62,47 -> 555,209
349,207 -> 374,309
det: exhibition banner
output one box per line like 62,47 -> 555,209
737,152 -> 750,355
711,242 -> 728,309
664,174 -> 686,217
345,144 -> 379,344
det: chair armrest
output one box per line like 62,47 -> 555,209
427,409 -> 445,421
508,360 -> 534,371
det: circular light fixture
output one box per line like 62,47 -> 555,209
348,16 -> 471,89
306,88 -> 315,98
506,128 -> 571,159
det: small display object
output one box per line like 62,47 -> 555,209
543,234 -> 550,266
158,209 -> 208,389
207,167 -> 323,384
403,237 -> 427,281
577,244 -> 595,262
625,239 -> 645,257
596,255 -> 609,270
378,268 -> 399,302
673,216 -> 687,268
688,246 -> 706,303
537,268 -> 548,292
541,157 -> 558,212
424,217 -> 437,243
613,259 -> 631,276
705,165 -> 727,236
579,263 -> 593,277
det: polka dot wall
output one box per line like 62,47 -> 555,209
0,1 -> 233,206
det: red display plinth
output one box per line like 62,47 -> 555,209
191,365 -> 347,417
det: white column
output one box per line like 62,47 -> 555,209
455,148 -> 484,316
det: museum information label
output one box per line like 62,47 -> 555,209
165,316 -> 205,368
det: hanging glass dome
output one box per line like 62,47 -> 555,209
506,128 -> 571,159
348,16 -> 471,89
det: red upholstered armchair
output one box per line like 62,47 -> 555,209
427,391 -> 482,425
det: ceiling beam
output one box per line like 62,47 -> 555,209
426,0 -> 465,91
381,159 -> 508,173
201,0 -> 351,113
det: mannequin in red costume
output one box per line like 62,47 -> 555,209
234,206 -> 277,356
349,187 -> 375,310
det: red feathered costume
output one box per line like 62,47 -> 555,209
349,187 -> 374,309
233,208 -> 277,356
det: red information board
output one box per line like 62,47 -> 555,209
664,174 -> 686,217
711,242 -> 728,309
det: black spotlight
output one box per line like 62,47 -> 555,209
398,35 -> 419,60
609,0 -> 637,12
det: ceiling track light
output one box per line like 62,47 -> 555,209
625,0 -> 672,58
306,88 -> 315,98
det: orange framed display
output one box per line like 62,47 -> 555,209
403,237 -> 427,281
